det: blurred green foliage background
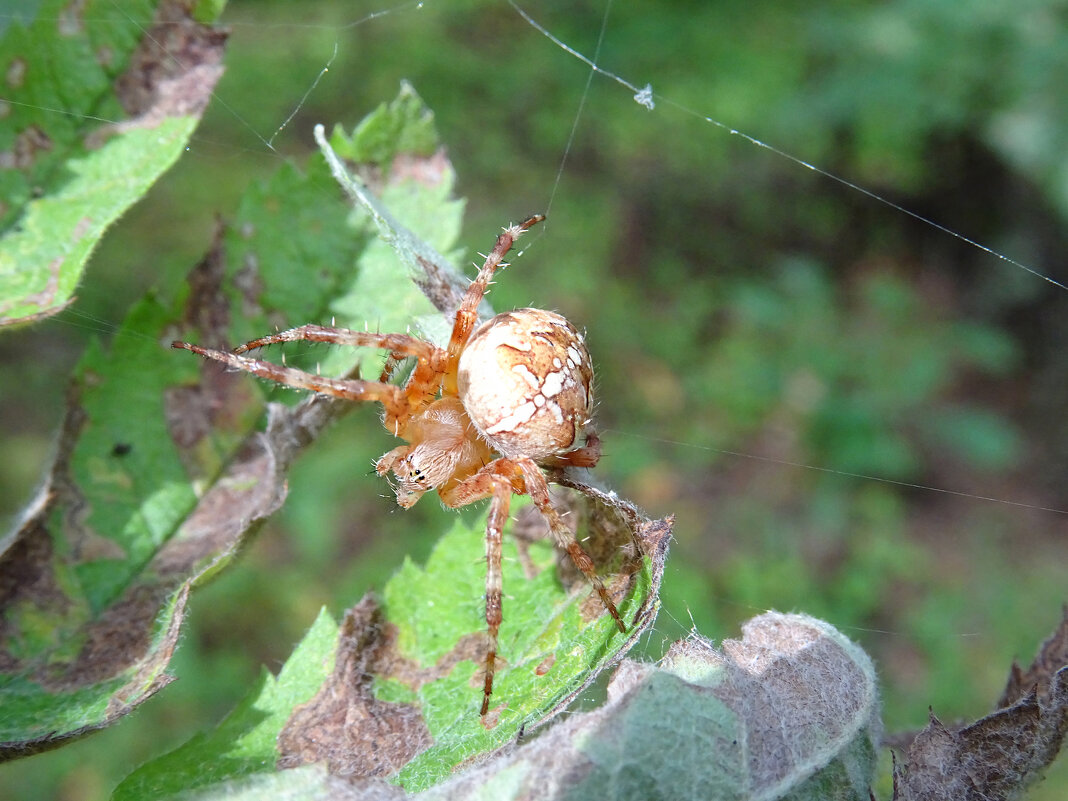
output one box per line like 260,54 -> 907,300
2,0 -> 1067,797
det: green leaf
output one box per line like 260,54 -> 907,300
0,86 -> 442,758
112,608 -> 340,801
0,0 -> 227,327
333,79 -> 440,166
380,489 -> 668,792
117,491 -> 669,798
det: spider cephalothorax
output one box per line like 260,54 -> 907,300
172,215 -> 624,716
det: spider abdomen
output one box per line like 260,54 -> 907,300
457,308 -> 594,461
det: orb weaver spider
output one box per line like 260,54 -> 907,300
172,214 -> 625,716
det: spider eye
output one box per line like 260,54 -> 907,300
402,457 -> 430,487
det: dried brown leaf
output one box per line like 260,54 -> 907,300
894,611 -> 1068,801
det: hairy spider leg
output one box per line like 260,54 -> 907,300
172,342 -> 414,426
516,458 -> 625,634
441,452 -> 624,716
233,324 -> 437,360
233,324 -> 447,428
174,326 -> 448,432
443,214 -> 546,396
480,475 -> 510,717
541,431 -> 602,469
438,459 -> 523,716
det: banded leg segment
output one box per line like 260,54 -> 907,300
439,460 -> 526,716
516,458 -> 625,634
171,342 -> 408,425
234,324 -> 448,421
542,431 -> 602,469
443,215 -> 545,395
480,475 -> 512,716
233,324 -> 441,362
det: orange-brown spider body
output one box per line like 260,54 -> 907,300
173,215 -> 623,717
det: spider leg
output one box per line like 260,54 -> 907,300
481,475 -> 512,716
234,324 -> 439,362
441,455 -> 625,715
235,324 -> 447,420
541,430 -> 602,469
438,461 -> 525,716
171,342 -> 410,425
443,215 -> 545,395
374,444 -> 410,478
516,458 -> 625,634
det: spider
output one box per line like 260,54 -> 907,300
172,214 -> 625,717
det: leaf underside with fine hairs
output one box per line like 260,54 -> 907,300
419,611 -> 881,801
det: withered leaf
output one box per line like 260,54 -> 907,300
894,611 -> 1068,800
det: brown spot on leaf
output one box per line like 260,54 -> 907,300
85,0 -> 226,149
153,436 -> 284,580
44,583 -> 168,691
39,384 -> 119,566
15,256 -> 62,312
165,224 -> 256,469
0,519 -> 72,675
96,45 -> 114,69
71,216 -> 93,241
354,621 -> 487,698
390,149 -> 450,188
278,596 -> 433,779
0,124 -> 53,169
6,57 -> 26,88
0,587 -> 185,760
535,653 -> 555,676
180,218 -> 231,347
115,0 -> 227,119
479,703 -> 504,731
163,384 -> 216,452
234,252 -> 265,320
58,0 -> 87,36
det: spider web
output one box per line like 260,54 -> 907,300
1,0 -> 1067,796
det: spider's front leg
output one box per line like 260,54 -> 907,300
173,325 -> 447,433
231,324 -> 448,431
443,214 -> 545,395
172,341 -> 407,411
